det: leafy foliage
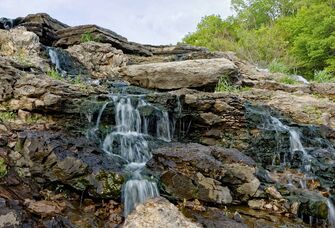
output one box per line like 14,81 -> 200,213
182,0 -> 335,80
80,32 -> 100,43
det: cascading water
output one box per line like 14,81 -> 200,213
93,94 -> 171,216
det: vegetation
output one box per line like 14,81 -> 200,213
277,75 -> 299,85
313,70 -> 335,83
183,0 -> 335,80
215,76 -> 237,92
0,157 -> 7,178
0,111 -> 16,122
80,32 -> 100,43
47,69 -> 63,80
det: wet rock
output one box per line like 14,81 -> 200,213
123,197 -> 201,228
55,24 -> 152,56
67,41 -> 128,78
120,58 -> 237,91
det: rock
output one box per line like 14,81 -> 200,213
221,163 -> 260,201
248,199 -> 266,210
17,109 -> 31,121
123,197 -> 201,228
67,41 -> 128,78
16,13 -> 69,46
24,199 -> 66,216
265,186 -> 283,200
182,206 -> 247,228
55,24 -> 152,56
148,143 -> 258,204
119,58 -> 237,91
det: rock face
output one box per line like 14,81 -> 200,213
55,25 -> 152,56
67,41 -> 128,78
148,143 -> 259,203
123,197 -> 201,228
120,58 -> 238,91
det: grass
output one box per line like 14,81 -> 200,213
313,70 -> 335,83
278,75 -> 299,85
80,32 -> 100,43
47,69 -> 63,80
268,59 -> 290,74
215,76 -> 237,92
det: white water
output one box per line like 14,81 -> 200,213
48,48 -> 61,72
100,95 -> 171,216
328,199 -> 335,228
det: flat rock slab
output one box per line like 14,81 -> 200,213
120,58 -> 238,90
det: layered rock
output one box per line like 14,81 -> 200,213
120,58 -> 237,91
123,197 -> 201,228
55,25 -> 152,56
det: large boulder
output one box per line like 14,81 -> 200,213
123,197 -> 201,228
55,25 -> 152,56
67,41 -> 128,78
119,58 -> 238,91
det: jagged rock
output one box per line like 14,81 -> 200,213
15,13 -> 69,46
15,131 -> 125,199
119,58 -> 237,91
55,25 -> 152,56
67,41 -> 128,78
123,197 -> 201,228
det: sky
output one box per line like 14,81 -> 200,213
0,0 -> 232,45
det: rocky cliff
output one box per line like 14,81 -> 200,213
0,13 -> 334,227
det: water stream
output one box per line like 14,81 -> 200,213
92,93 -> 172,216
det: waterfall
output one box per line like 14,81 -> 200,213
47,48 -> 67,76
328,199 -> 335,228
268,116 -> 311,170
98,94 -> 171,216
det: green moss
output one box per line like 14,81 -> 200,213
97,171 -> 124,198
0,157 -> 7,178
0,111 -> 17,122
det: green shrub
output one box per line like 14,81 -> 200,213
313,70 -> 335,83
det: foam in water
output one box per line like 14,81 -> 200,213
99,95 -> 171,216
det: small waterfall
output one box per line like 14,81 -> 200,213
97,94 -> 172,216
328,199 -> 335,228
268,117 -> 311,170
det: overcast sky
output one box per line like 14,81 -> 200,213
0,0 -> 232,45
